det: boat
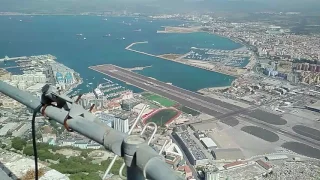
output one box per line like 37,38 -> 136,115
83,37 -> 87,40
93,88 -> 104,98
134,29 -> 142,32
104,18 -> 108,21
103,34 -> 111,37
122,37 -> 126,40
76,33 -> 83,36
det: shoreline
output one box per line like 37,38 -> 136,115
158,26 -> 251,54
125,42 -> 243,77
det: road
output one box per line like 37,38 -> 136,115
89,64 -> 320,151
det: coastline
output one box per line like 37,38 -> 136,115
125,42 -> 245,77
125,27 -> 257,90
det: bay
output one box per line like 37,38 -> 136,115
0,15 -> 239,93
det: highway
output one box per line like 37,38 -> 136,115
89,64 -> 320,152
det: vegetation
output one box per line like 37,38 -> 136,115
146,109 -> 179,126
22,143 -> 65,161
21,168 -> 45,180
11,139 -> 126,180
50,157 -> 126,178
69,172 -> 101,180
11,137 -> 27,151
142,93 -> 177,107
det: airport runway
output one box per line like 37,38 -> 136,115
89,64 -> 320,151
90,65 -> 243,117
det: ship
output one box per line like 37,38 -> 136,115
93,87 -> 104,98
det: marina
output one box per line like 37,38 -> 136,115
92,79 -> 131,100
124,38 -> 255,77
185,47 -> 251,67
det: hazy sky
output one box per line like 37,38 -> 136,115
0,0 -> 319,13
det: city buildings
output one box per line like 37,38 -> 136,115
204,167 -> 220,180
114,115 -> 129,133
121,98 -> 141,111
94,111 -> 116,127
172,131 -> 208,166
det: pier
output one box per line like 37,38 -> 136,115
0,56 -> 28,62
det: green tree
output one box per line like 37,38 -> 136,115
80,151 -> 88,158
11,137 -> 27,150
23,145 -> 34,156
5,131 -> 12,137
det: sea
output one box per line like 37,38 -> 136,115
0,15 -> 242,94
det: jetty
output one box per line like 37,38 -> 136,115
0,56 -> 28,62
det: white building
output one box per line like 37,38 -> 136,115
205,170 -> 220,180
94,111 -> 115,127
11,73 -> 47,83
0,123 -> 18,136
200,137 -> 218,149
114,116 -> 129,133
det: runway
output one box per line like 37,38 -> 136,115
90,64 -> 243,117
89,64 -> 320,154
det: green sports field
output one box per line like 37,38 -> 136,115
145,109 -> 179,127
142,93 -> 176,107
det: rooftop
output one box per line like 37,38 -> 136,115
200,137 -> 217,148
306,100 -> 320,111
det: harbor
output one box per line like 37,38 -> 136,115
0,54 -> 82,96
92,78 -> 132,100
125,42 -> 247,77
185,47 -> 251,67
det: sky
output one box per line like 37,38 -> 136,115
0,0 -> 319,13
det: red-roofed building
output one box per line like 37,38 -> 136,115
177,165 -> 193,178
107,101 -> 121,110
223,161 -> 245,170
256,160 -> 272,172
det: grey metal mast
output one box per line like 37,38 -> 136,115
0,81 -> 183,180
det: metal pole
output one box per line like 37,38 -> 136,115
0,81 -> 183,180
123,135 -> 146,180
103,105 -> 147,179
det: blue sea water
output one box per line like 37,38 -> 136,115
0,16 -> 239,93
